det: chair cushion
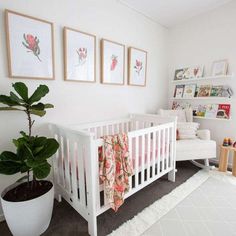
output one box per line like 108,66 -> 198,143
177,122 -> 199,140
176,139 -> 216,161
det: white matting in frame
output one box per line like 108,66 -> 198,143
101,39 -> 125,85
5,9 -> 54,80
128,47 -> 147,87
64,27 -> 96,82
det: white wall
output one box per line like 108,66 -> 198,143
168,1 -> 236,163
0,0 -> 168,216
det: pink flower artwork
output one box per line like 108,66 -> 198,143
134,59 -> 143,75
76,47 -> 87,66
22,34 -> 41,61
110,55 -> 118,71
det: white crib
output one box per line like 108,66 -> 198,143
49,114 -> 177,236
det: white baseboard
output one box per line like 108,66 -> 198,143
0,214 -> 5,222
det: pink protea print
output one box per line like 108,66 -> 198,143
134,59 -> 143,75
110,55 -> 118,71
76,47 -> 87,66
22,34 -> 41,61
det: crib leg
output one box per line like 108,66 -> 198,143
204,159 -> 209,167
168,169 -> 176,182
55,193 -> 62,203
88,214 -> 97,236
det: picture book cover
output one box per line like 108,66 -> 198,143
217,104 -> 231,119
174,85 -> 185,98
210,86 -> 224,97
194,86 -> 200,97
196,105 -> 206,117
174,69 -> 185,80
205,104 -> 218,118
183,84 -> 196,98
197,85 -> 212,97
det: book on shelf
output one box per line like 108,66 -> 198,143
183,84 -> 196,98
174,85 -> 185,98
195,104 -> 206,117
216,104 -> 231,119
210,86 -> 224,97
172,101 -> 191,110
174,69 -> 186,80
197,85 -> 212,97
174,66 -> 204,81
205,104 -> 218,118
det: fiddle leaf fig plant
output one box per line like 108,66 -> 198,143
0,82 -> 59,188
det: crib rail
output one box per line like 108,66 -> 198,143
94,121 -> 175,215
49,114 -> 176,236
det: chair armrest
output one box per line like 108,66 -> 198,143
197,129 -> 211,140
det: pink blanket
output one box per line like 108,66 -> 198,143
99,133 -> 133,211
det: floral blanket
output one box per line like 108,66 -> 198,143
99,133 -> 133,211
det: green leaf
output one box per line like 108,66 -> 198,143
0,151 -> 19,162
12,82 -> 28,101
36,138 -> 59,160
26,158 -> 46,168
44,103 -> 54,109
0,95 -> 19,106
10,92 -> 24,104
20,165 -> 31,173
28,85 -> 49,104
33,162 -> 51,179
30,103 -> 45,110
17,143 -> 34,161
30,109 -> 46,117
0,161 -> 23,175
0,107 -> 23,111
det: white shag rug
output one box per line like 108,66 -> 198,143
109,169 -> 236,236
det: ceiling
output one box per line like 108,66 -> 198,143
119,0 -> 232,27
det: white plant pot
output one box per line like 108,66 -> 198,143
1,182 -> 54,236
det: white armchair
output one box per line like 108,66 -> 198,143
158,109 -> 216,169
176,129 -> 216,168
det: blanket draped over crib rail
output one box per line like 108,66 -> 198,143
99,133 -> 133,211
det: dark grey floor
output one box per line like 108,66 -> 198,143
0,162 -> 199,236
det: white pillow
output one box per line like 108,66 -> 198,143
158,109 -> 187,122
177,122 -> 199,140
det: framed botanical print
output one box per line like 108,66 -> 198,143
212,59 -> 228,77
64,27 -> 96,82
101,39 -> 125,85
128,47 -> 147,86
5,10 -> 55,80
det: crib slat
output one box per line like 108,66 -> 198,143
141,135 -> 145,184
135,136 -> 139,187
77,141 -> 86,206
157,130 -> 161,175
128,136 -> 133,189
162,129 -> 166,171
170,127 -> 174,168
69,140 -> 78,202
95,146 -> 102,209
152,131 -> 156,177
147,133 -> 151,180
166,127 -> 170,169
58,135 -> 65,187
63,137 -> 71,192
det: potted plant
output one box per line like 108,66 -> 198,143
0,82 -> 59,236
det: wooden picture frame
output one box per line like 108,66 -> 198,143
128,47 -> 147,87
63,27 -> 96,82
100,39 -> 125,85
211,59 -> 228,77
5,9 -> 55,80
